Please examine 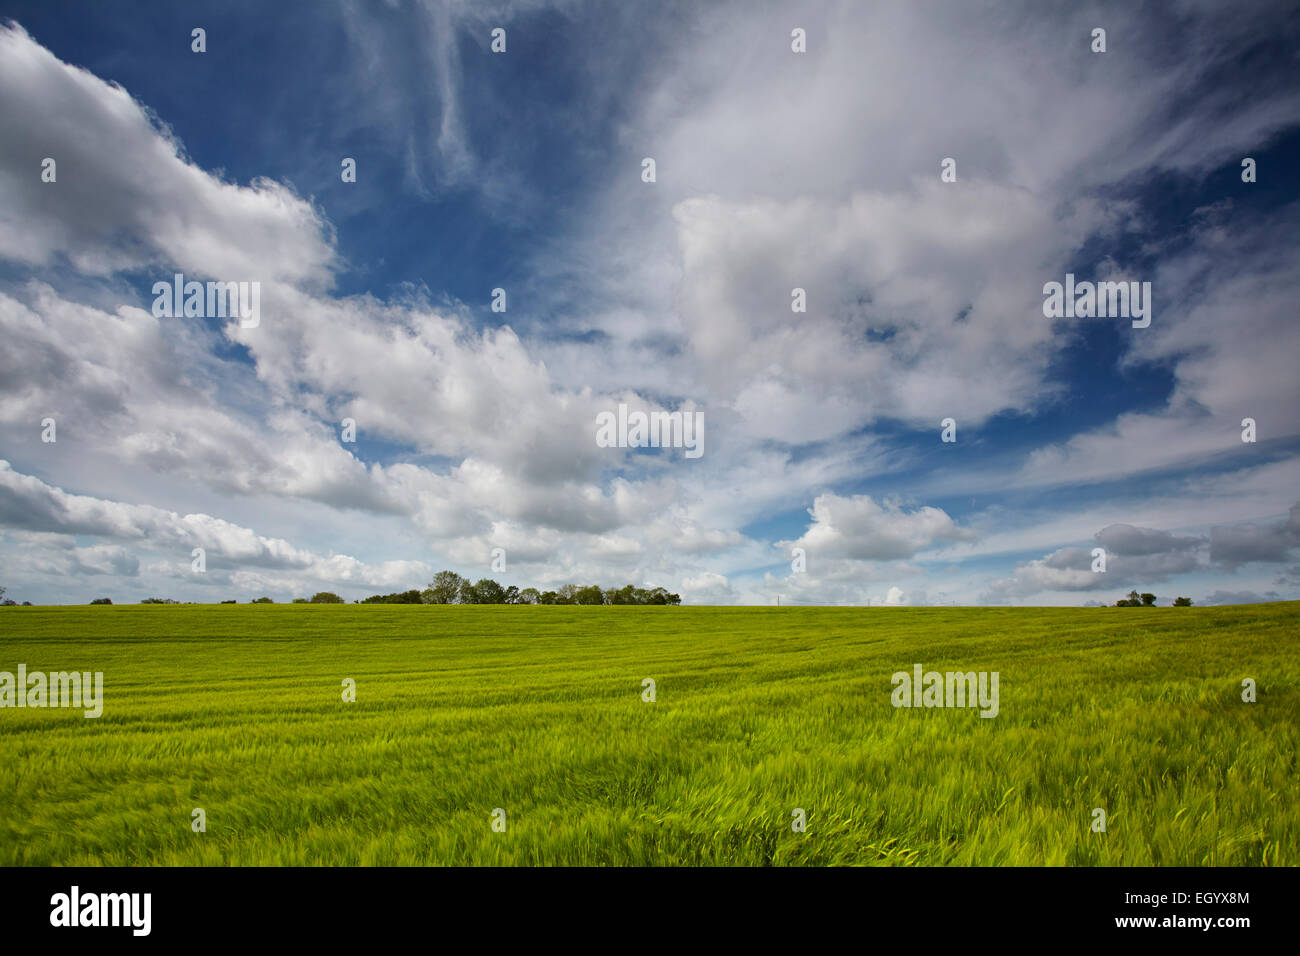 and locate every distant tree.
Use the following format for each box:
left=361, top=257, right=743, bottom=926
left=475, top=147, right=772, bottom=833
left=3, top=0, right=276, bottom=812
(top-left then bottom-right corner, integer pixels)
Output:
left=251, top=596, right=274, bottom=604
left=555, top=584, right=579, bottom=605
left=575, top=585, right=605, bottom=605
left=1173, top=596, right=1192, bottom=607
left=220, top=599, right=237, bottom=604
left=361, top=590, right=423, bottom=604
left=457, top=580, right=480, bottom=604
left=90, top=597, right=112, bottom=605
left=503, top=585, right=520, bottom=604
left=309, top=592, right=344, bottom=604
left=1, top=599, right=15, bottom=607
left=20, top=601, right=31, bottom=606
left=1140, top=593, right=1156, bottom=607
left=538, top=590, right=558, bottom=605
left=516, top=588, right=540, bottom=605
left=1115, top=590, right=1141, bottom=607
left=423, top=571, right=465, bottom=605
left=0, top=586, right=5, bottom=601
left=291, top=598, right=309, bottom=603
left=606, top=585, right=635, bottom=605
